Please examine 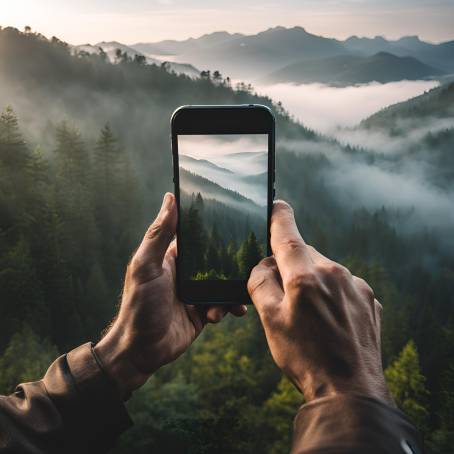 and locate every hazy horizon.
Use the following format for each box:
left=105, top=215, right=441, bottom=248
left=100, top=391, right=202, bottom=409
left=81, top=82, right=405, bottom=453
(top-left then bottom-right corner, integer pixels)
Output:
left=2, top=0, right=454, bottom=45
left=82, top=25, right=454, bottom=46
left=6, top=26, right=454, bottom=48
